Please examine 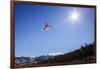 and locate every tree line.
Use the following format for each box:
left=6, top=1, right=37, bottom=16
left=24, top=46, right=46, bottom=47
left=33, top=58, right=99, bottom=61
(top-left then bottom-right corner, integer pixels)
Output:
left=38, top=42, right=95, bottom=64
